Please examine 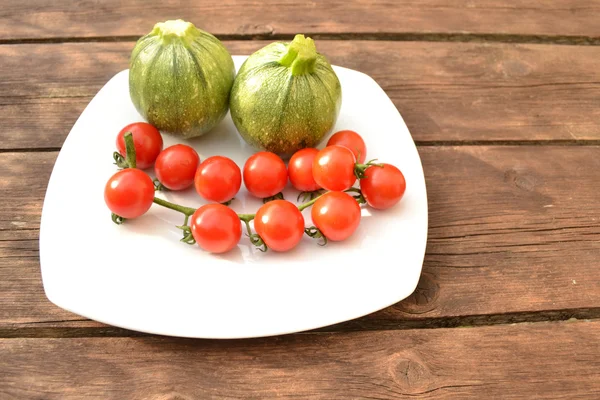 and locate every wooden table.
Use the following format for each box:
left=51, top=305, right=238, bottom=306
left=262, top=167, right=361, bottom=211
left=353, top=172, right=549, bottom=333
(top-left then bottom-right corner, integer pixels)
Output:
left=2, top=1, right=600, bottom=398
